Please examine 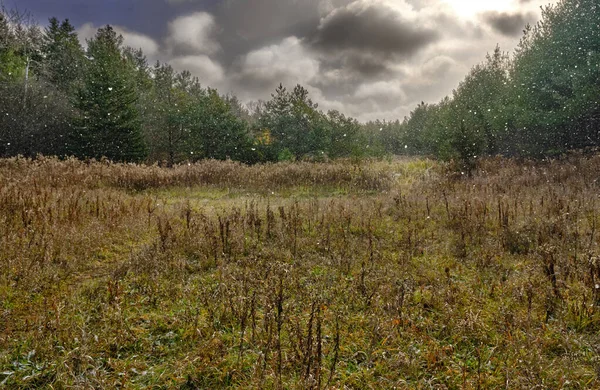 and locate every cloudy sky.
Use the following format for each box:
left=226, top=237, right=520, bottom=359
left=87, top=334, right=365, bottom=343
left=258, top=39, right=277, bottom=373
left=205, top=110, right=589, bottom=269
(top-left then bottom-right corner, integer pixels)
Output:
left=19, top=0, right=553, bottom=122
